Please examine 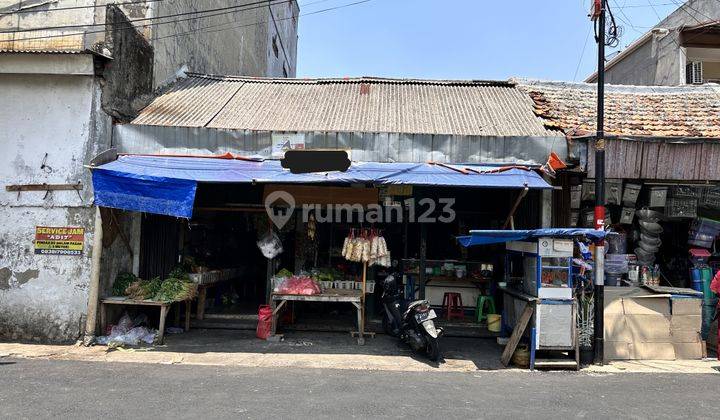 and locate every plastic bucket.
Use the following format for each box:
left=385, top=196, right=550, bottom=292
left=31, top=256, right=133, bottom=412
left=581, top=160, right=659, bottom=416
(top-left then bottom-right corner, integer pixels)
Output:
left=605, top=273, right=621, bottom=286
left=487, top=314, right=502, bottom=332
